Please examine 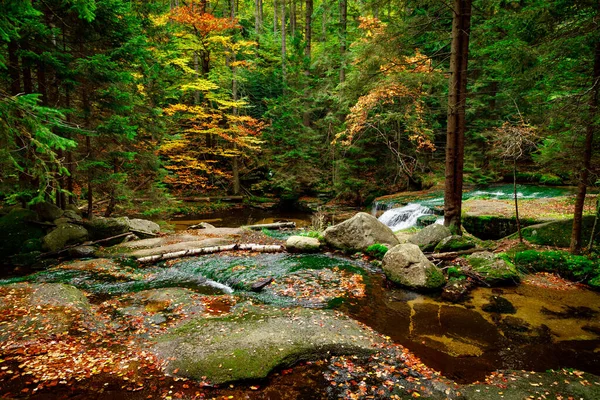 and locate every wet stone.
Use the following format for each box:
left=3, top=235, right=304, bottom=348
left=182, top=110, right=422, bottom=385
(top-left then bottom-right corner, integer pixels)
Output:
left=482, top=295, right=516, bottom=314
